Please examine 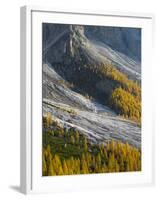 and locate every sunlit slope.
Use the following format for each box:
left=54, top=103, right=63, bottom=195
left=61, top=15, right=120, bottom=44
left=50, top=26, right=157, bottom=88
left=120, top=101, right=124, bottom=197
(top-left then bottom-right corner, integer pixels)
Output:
left=43, top=64, right=141, bottom=148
